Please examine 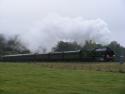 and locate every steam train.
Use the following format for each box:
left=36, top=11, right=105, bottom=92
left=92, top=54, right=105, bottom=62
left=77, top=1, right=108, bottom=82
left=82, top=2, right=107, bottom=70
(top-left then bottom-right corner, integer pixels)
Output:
left=0, top=47, right=114, bottom=62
